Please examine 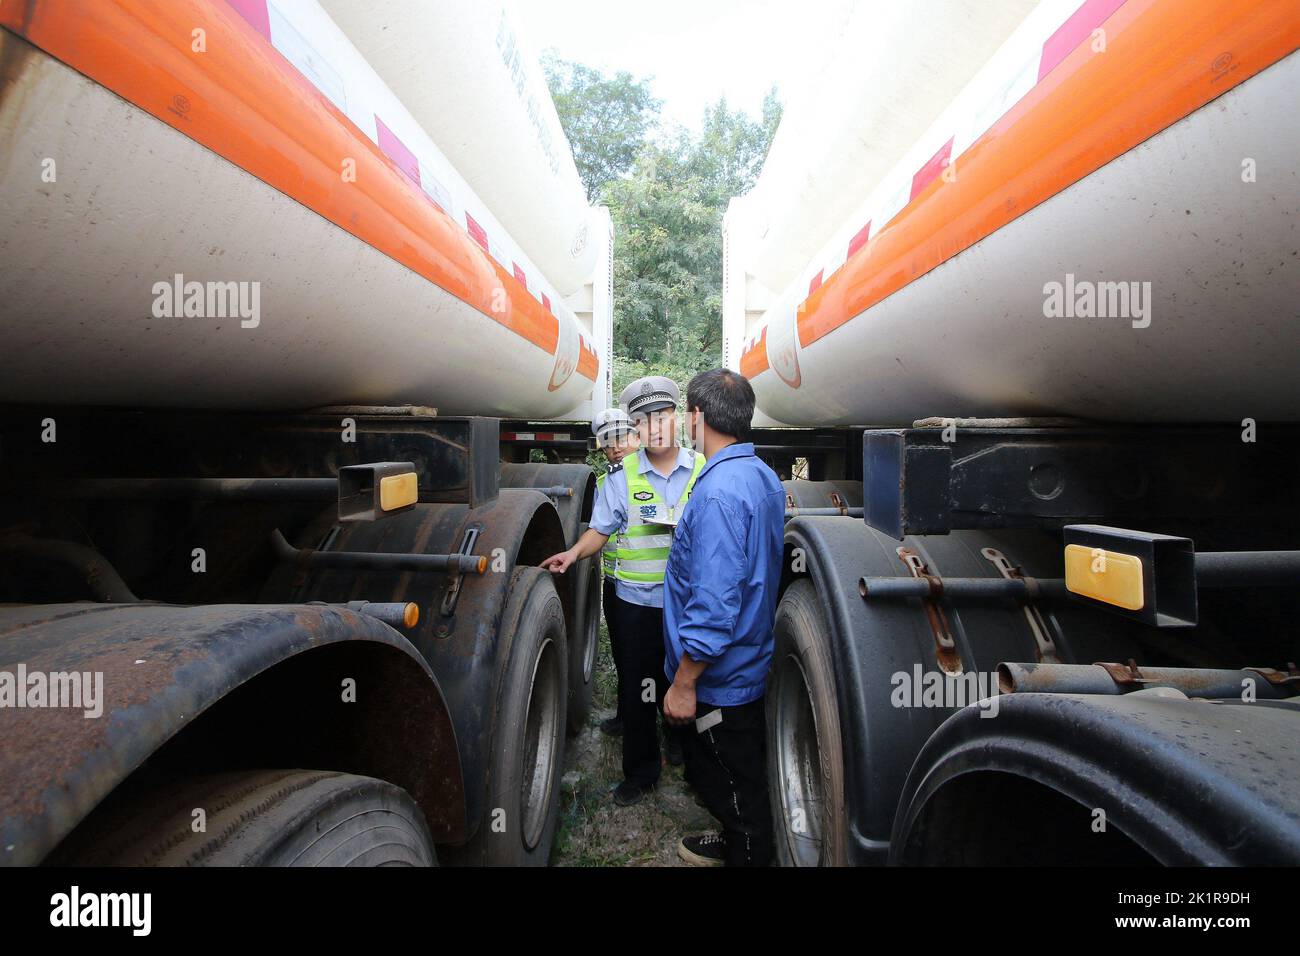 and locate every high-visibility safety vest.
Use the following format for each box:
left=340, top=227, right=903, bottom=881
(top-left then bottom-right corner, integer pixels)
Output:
left=613, top=450, right=705, bottom=584
left=595, top=469, right=618, bottom=577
